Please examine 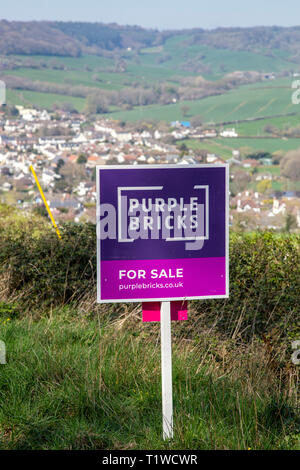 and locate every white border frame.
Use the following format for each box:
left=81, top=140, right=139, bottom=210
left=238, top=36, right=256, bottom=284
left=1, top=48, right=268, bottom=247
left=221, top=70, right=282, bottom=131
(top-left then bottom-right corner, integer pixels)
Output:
left=96, top=164, right=229, bottom=303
